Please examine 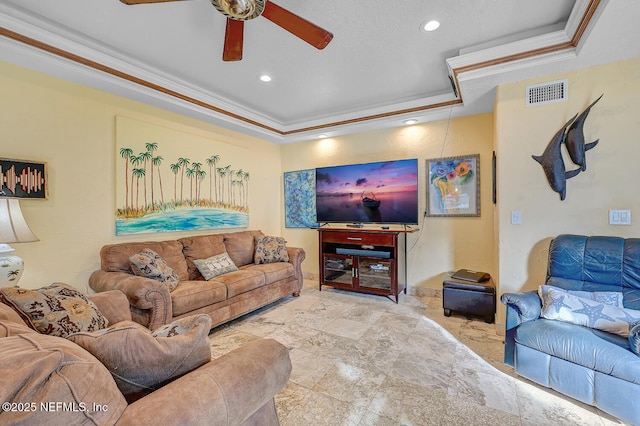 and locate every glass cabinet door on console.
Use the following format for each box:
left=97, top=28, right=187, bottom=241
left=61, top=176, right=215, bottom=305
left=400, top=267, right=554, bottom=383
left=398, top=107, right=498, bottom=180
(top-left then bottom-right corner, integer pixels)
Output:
left=358, top=257, right=393, bottom=292
left=323, top=255, right=354, bottom=288
left=318, top=228, right=409, bottom=302
left=322, top=255, right=393, bottom=292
